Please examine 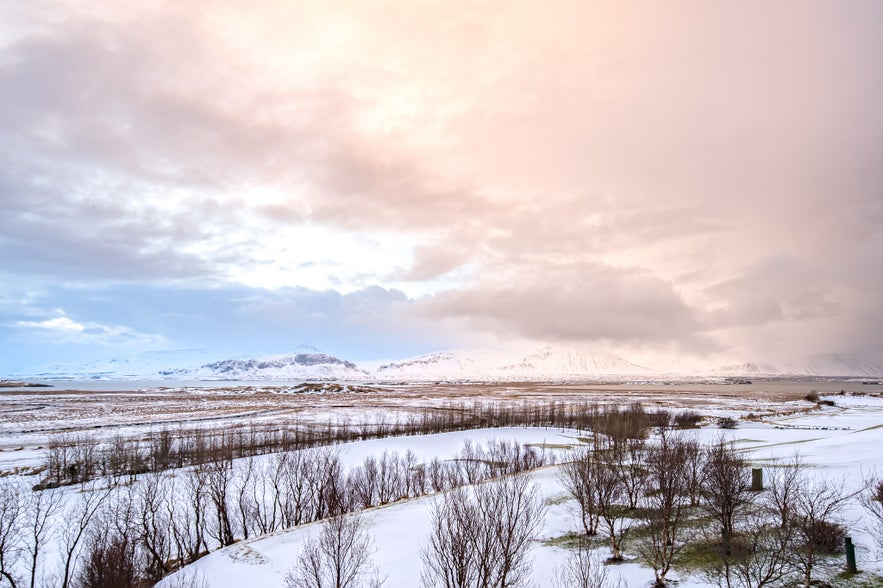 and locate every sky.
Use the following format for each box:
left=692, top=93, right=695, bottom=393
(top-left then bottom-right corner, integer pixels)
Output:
left=1, top=1, right=882, bottom=374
